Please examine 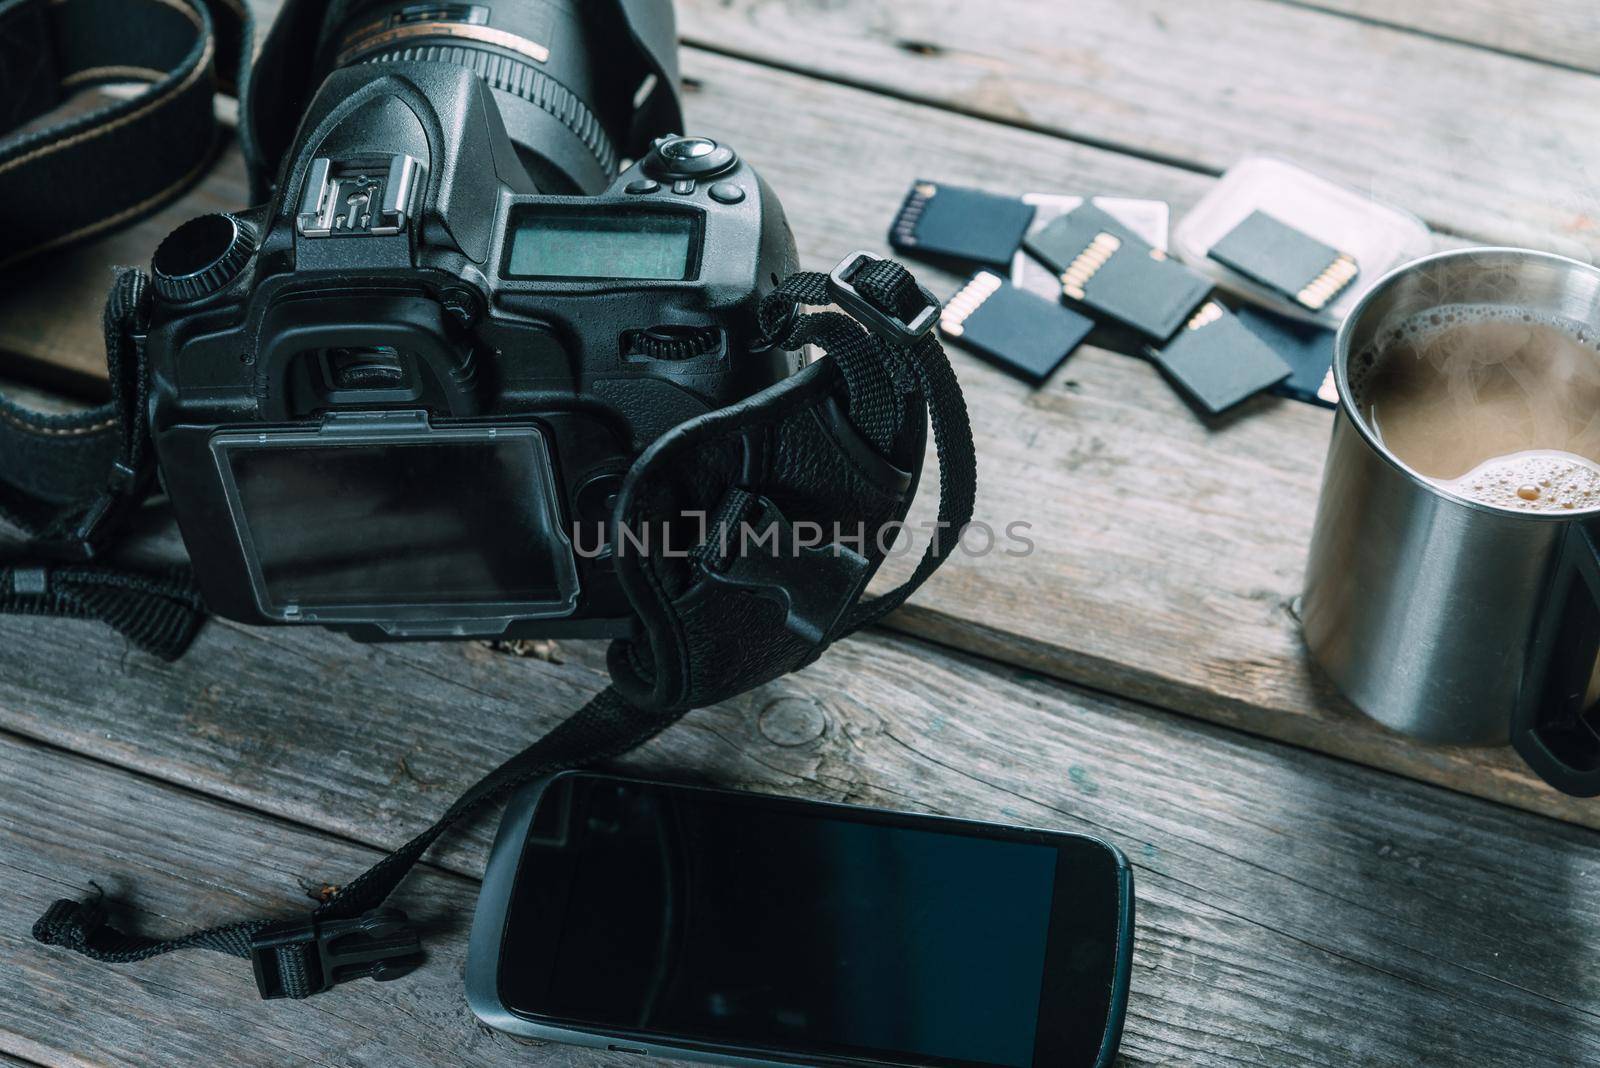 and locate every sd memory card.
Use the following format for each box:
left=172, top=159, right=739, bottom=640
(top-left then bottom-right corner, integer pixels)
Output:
left=1011, top=193, right=1170, bottom=301
left=1235, top=306, right=1339, bottom=408
left=1148, top=302, right=1292, bottom=415
left=889, top=180, right=1036, bottom=269
left=939, top=271, right=1094, bottom=385
left=1024, top=204, right=1211, bottom=340
left=1208, top=210, right=1358, bottom=311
